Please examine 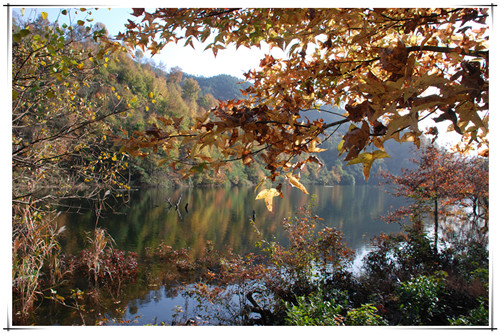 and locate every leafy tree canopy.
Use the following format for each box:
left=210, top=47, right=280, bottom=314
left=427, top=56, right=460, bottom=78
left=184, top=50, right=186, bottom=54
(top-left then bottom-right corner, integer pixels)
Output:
left=118, top=8, right=489, bottom=204
left=12, top=9, right=128, bottom=209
